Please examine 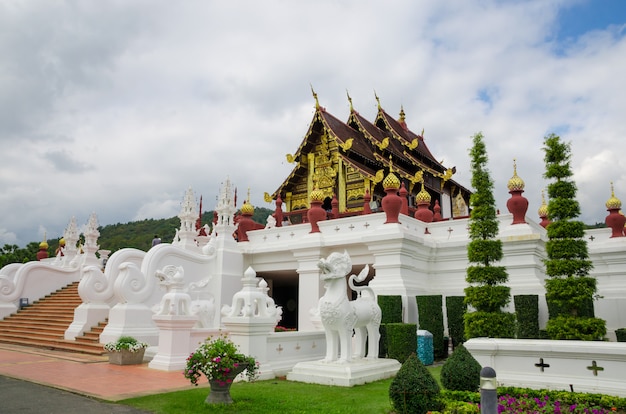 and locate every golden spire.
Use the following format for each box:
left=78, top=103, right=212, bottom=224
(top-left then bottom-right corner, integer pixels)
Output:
left=398, top=106, right=406, bottom=124
left=39, top=231, right=48, bottom=249
left=310, top=84, right=319, bottom=110
left=241, top=187, right=255, bottom=214
left=538, top=189, right=548, bottom=217
left=606, top=181, right=622, bottom=209
left=310, top=179, right=324, bottom=202
left=507, top=158, right=525, bottom=191
left=416, top=180, right=431, bottom=204
left=383, top=155, right=400, bottom=190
